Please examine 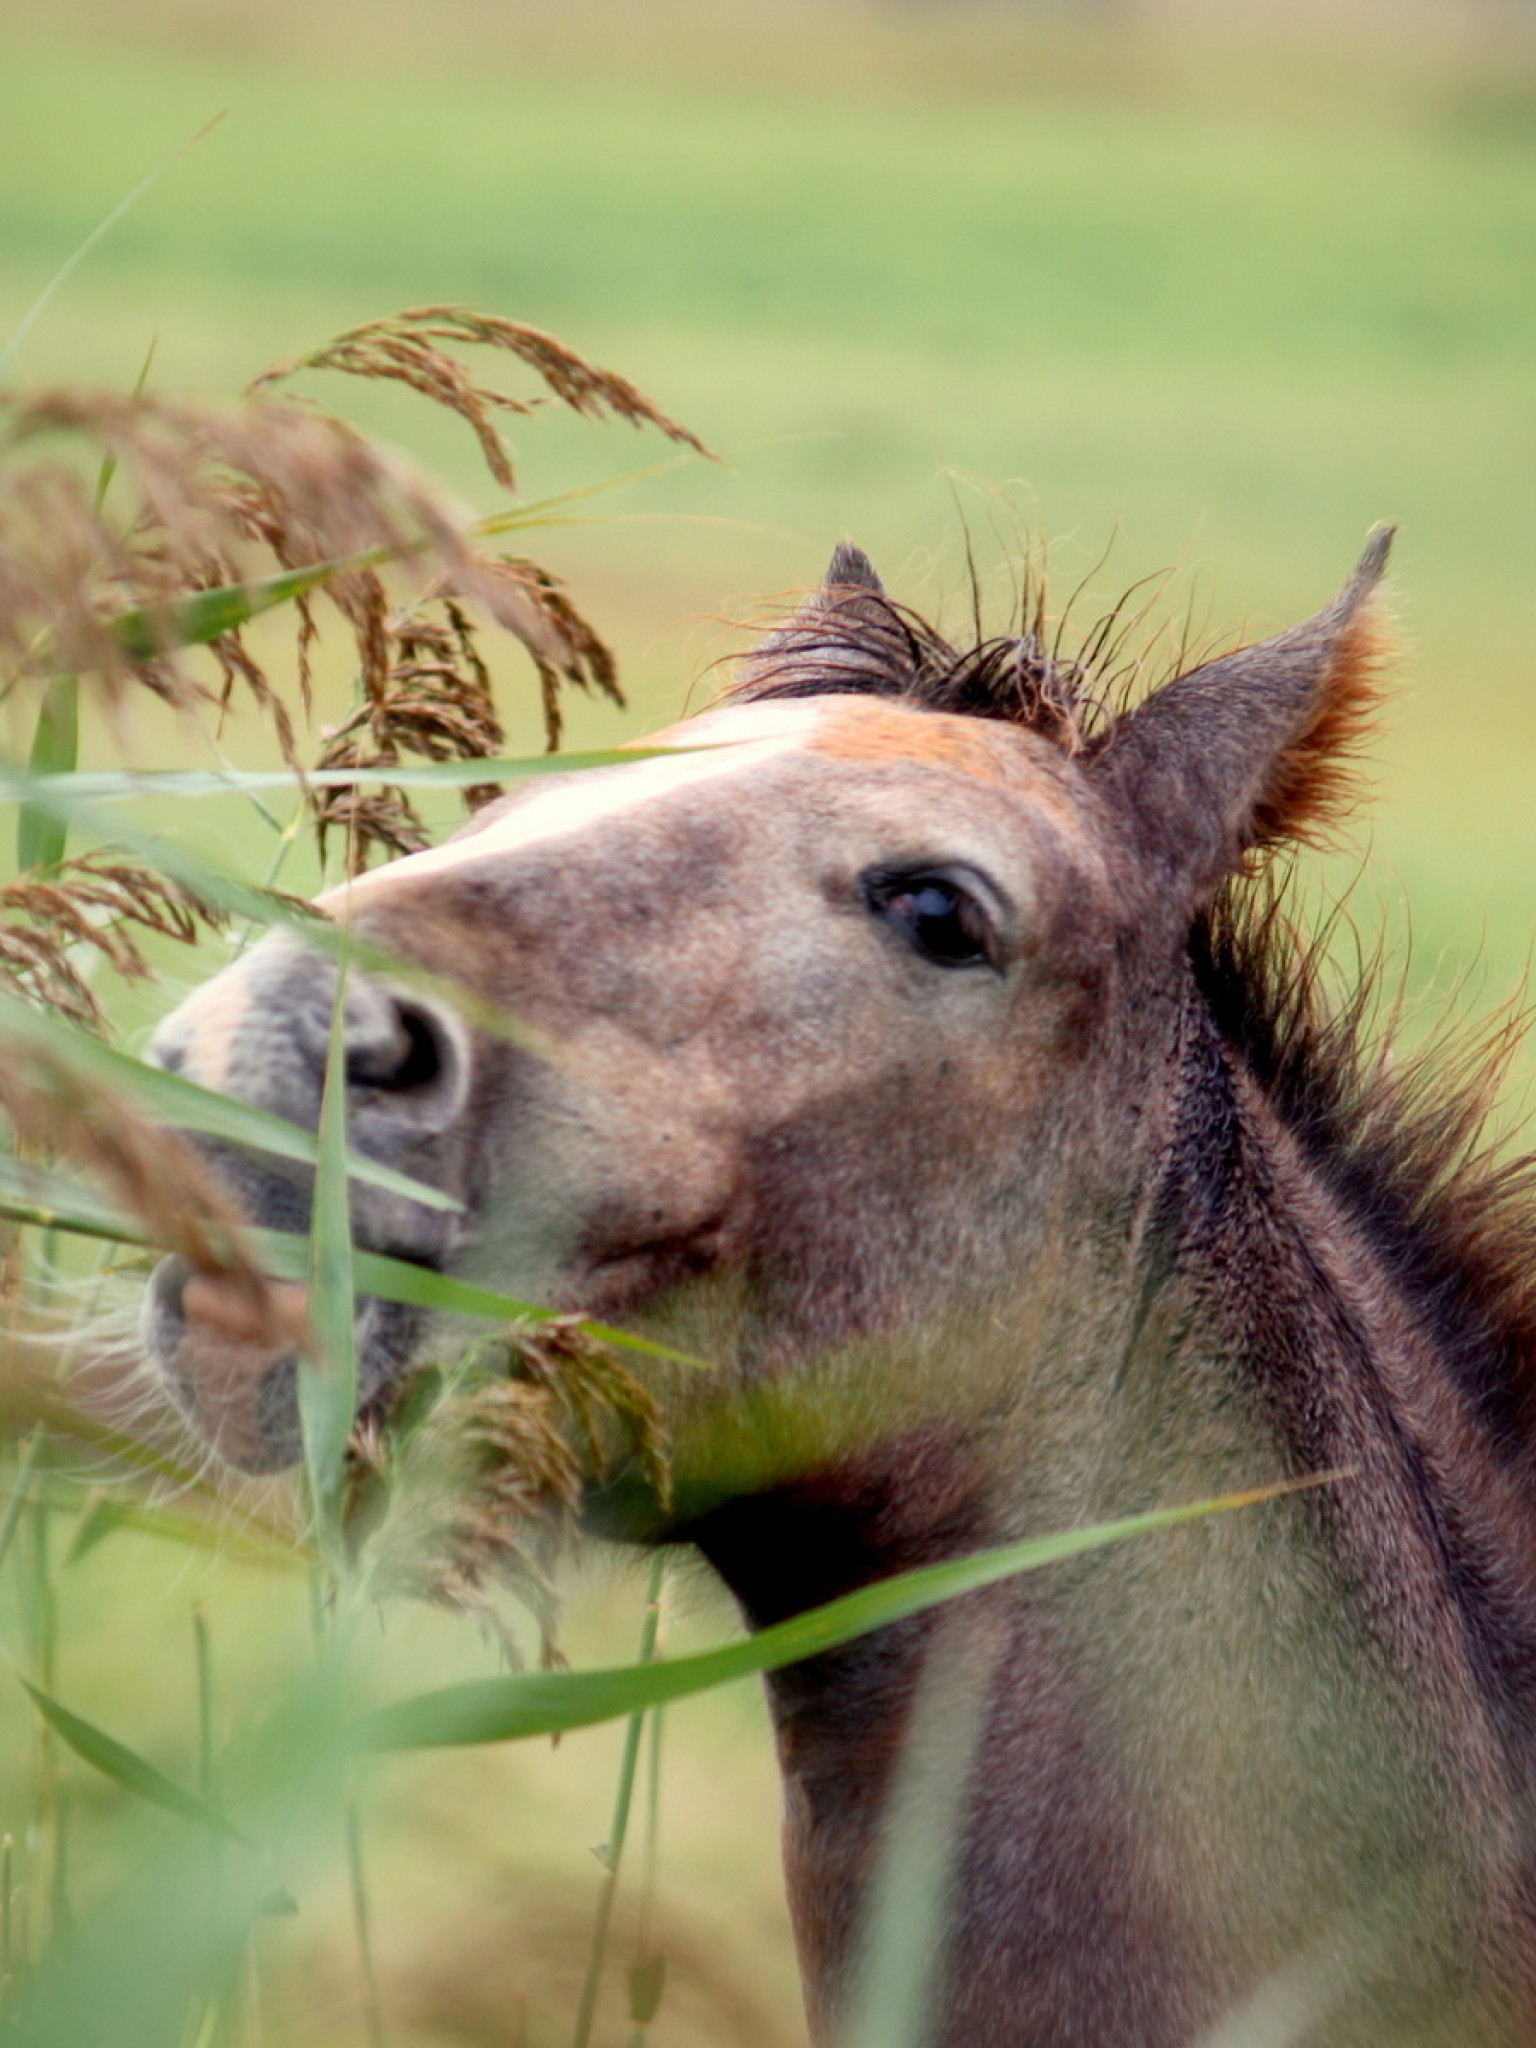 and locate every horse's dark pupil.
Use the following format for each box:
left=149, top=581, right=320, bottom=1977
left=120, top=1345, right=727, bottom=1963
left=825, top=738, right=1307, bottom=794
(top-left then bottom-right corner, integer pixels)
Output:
left=893, top=883, right=985, bottom=964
